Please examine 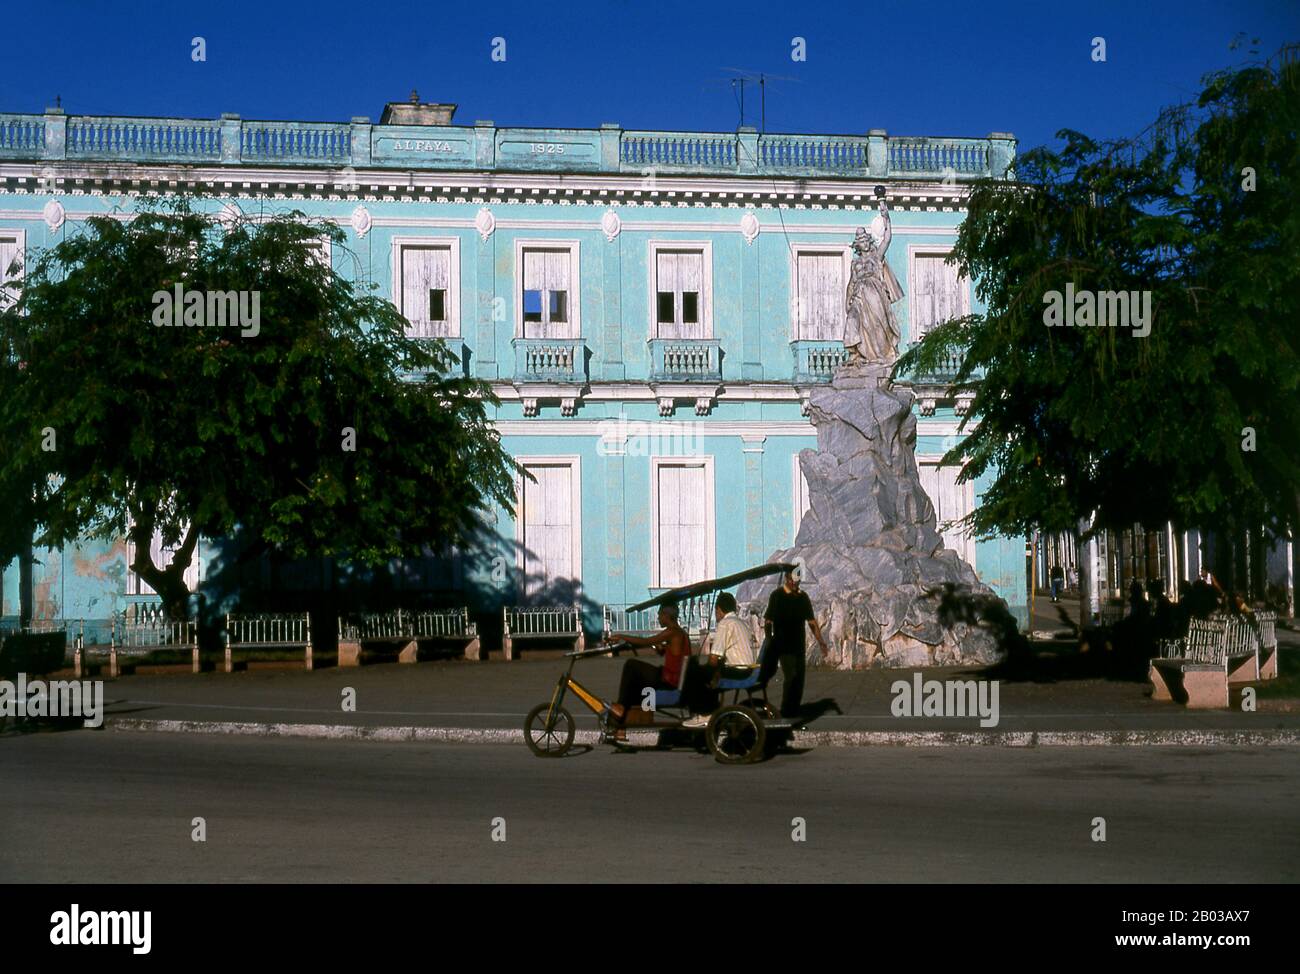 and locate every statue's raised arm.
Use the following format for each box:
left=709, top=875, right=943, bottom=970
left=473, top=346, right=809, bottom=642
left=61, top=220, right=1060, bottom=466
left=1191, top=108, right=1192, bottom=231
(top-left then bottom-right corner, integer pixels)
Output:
left=878, top=198, right=892, bottom=255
